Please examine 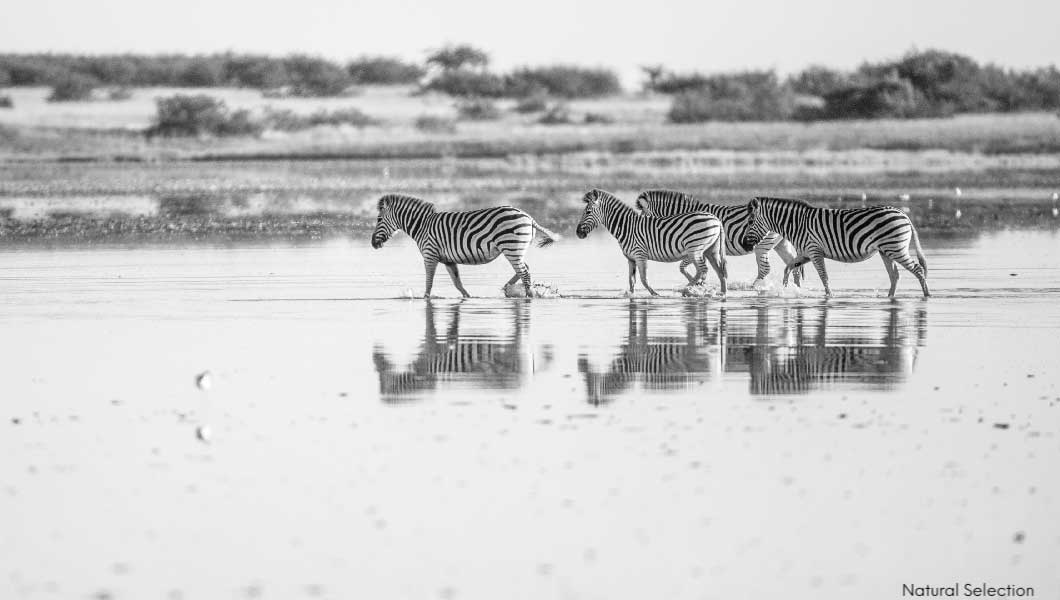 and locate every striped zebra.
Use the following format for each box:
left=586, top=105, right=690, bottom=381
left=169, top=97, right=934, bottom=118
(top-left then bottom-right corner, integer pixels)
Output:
left=371, top=194, right=560, bottom=297
left=635, top=189, right=805, bottom=286
left=574, top=188, right=727, bottom=296
left=742, top=197, right=930, bottom=298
